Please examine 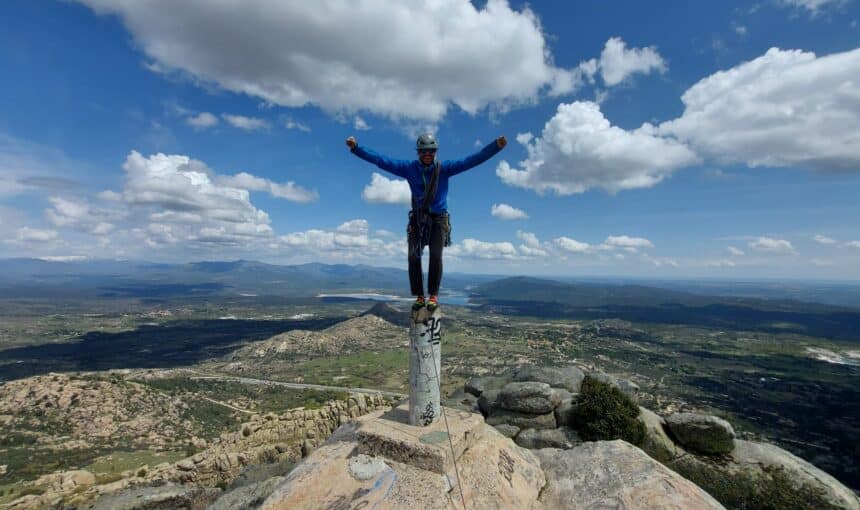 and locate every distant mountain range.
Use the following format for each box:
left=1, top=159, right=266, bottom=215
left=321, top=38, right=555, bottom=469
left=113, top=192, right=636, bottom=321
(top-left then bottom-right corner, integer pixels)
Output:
left=0, top=258, right=494, bottom=299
